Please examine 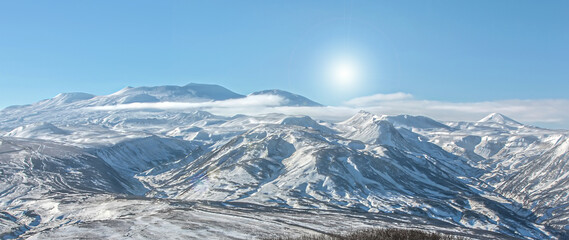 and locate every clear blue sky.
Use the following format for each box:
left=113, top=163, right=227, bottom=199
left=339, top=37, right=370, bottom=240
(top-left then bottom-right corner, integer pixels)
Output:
left=1, top=0, right=568, bottom=108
